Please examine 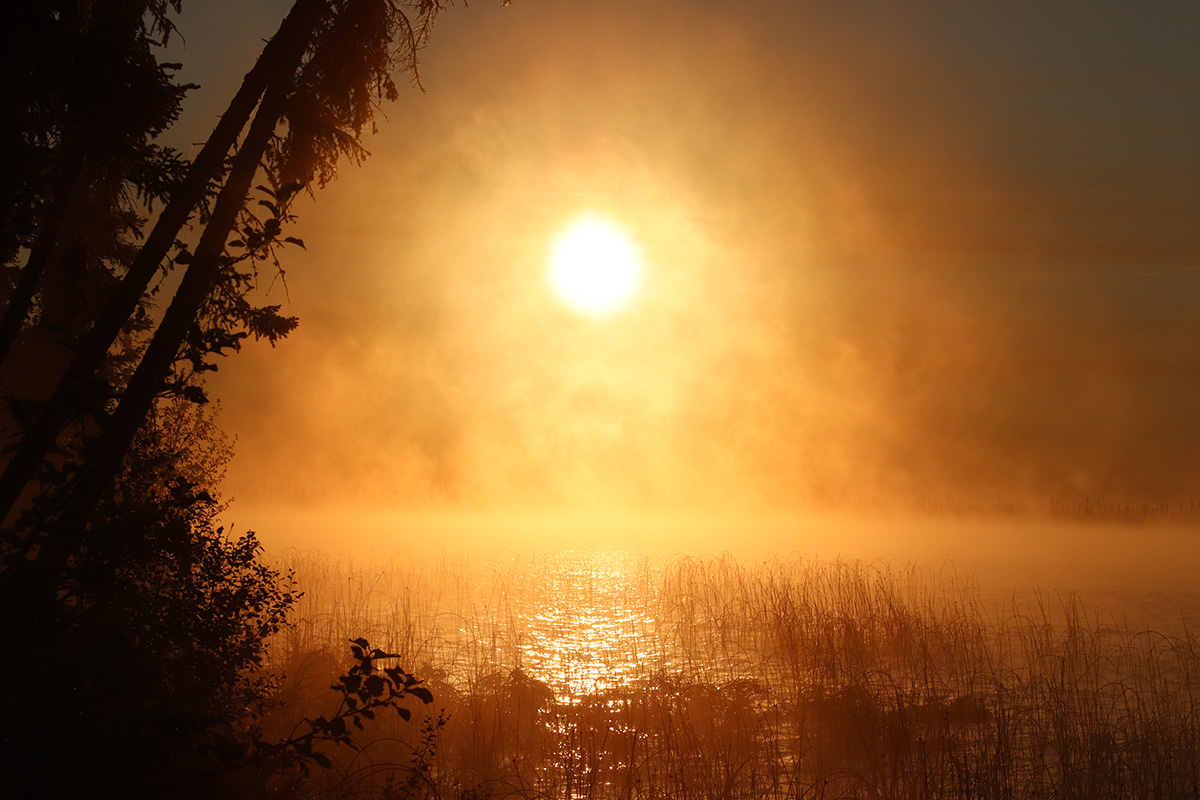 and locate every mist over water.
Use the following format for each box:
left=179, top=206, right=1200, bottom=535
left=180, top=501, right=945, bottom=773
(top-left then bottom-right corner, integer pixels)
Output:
left=236, top=505, right=1200, bottom=635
